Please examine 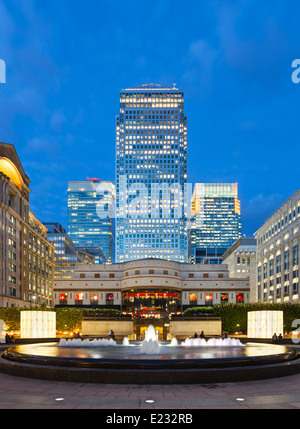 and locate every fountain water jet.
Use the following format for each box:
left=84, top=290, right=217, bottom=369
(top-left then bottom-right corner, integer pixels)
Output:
left=59, top=337, right=117, bottom=347
left=170, top=337, right=178, bottom=346
left=181, top=337, right=244, bottom=347
left=140, top=325, right=160, bottom=354
left=122, top=337, right=130, bottom=346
